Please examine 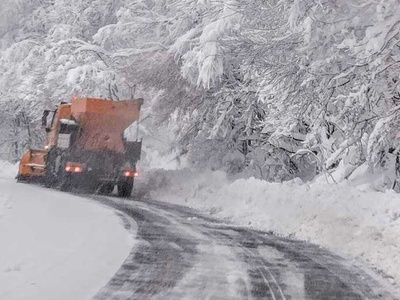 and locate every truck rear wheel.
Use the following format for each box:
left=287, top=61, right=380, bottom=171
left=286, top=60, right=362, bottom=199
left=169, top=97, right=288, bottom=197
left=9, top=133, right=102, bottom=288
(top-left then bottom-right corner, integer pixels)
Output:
left=117, top=179, right=133, bottom=198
